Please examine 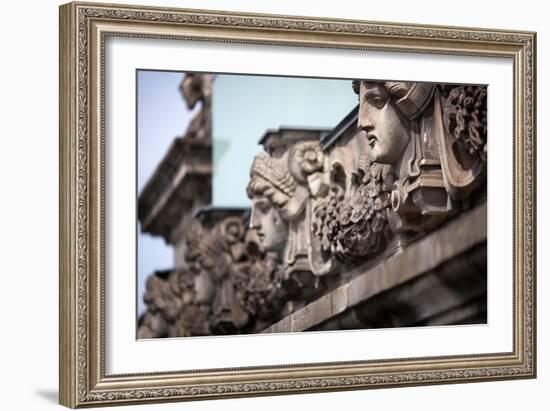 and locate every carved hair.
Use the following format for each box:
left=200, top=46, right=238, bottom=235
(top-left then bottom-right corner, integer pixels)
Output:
left=352, top=80, right=435, bottom=120
left=246, top=153, right=297, bottom=208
